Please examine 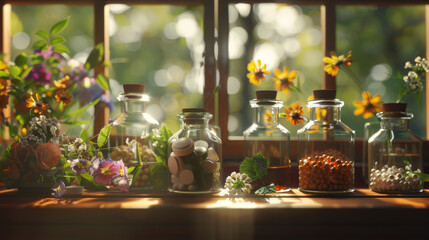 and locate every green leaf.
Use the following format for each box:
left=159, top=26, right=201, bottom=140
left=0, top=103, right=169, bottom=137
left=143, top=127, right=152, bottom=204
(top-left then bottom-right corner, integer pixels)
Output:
left=53, top=44, right=70, bottom=54
left=8, top=66, right=21, bottom=79
left=239, top=153, right=268, bottom=181
left=150, top=164, right=169, bottom=190
left=151, top=125, right=173, bottom=164
left=62, top=120, right=90, bottom=126
left=51, top=35, right=66, bottom=45
left=79, top=172, right=108, bottom=191
left=50, top=17, right=70, bottom=35
left=255, top=183, right=276, bottom=195
left=412, top=172, right=429, bottom=182
left=65, top=98, right=99, bottom=118
left=8, top=125, right=18, bottom=138
left=58, top=100, right=64, bottom=112
left=14, top=53, right=27, bottom=67
left=97, top=124, right=112, bottom=148
left=20, top=67, right=32, bottom=79
left=131, top=166, right=142, bottom=187
left=136, top=141, right=142, bottom=165
left=96, top=73, right=110, bottom=90
left=0, top=71, right=9, bottom=78
left=128, top=166, right=136, bottom=174
left=84, top=43, right=104, bottom=70
left=32, top=40, right=47, bottom=50
left=80, top=128, right=88, bottom=143
left=35, top=30, right=49, bottom=41
left=30, top=54, right=44, bottom=64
